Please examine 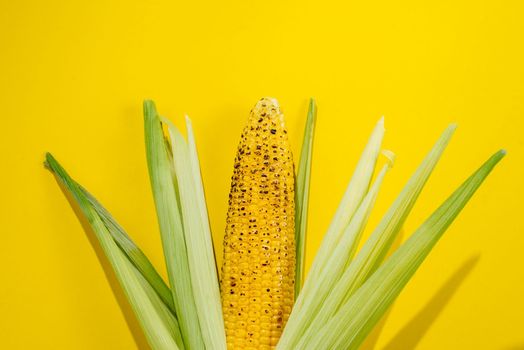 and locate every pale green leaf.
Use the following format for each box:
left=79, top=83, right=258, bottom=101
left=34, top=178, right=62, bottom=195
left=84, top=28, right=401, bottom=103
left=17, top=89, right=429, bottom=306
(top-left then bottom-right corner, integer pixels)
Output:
left=144, top=100, right=204, bottom=349
left=310, top=117, right=385, bottom=278
left=45, top=153, right=182, bottom=350
left=294, top=124, right=456, bottom=342
left=294, top=98, right=317, bottom=297
left=305, top=149, right=505, bottom=350
left=278, top=163, right=390, bottom=349
left=80, top=187, right=176, bottom=316
left=296, top=117, right=385, bottom=305
left=164, top=117, right=226, bottom=350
